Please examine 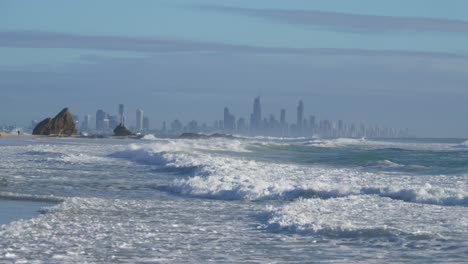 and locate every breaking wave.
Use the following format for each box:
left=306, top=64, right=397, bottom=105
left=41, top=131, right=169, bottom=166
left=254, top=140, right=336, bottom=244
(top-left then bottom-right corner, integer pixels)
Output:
left=0, top=191, right=64, bottom=203
left=263, top=195, right=468, bottom=238
left=453, top=140, right=468, bottom=149
left=110, top=141, right=468, bottom=206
